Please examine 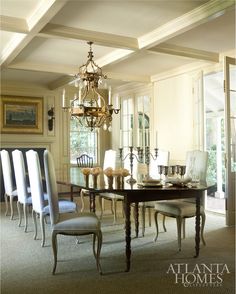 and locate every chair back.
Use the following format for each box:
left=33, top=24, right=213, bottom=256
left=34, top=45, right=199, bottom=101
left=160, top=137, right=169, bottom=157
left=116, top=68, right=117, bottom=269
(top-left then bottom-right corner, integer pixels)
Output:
left=185, top=150, right=208, bottom=185
left=76, top=154, right=93, bottom=168
left=44, top=150, right=60, bottom=225
left=0, top=150, right=15, bottom=195
left=12, top=150, right=29, bottom=203
left=103, top=150, right=116, bottom=170
left=103, top=150, right=116, bottom=185
left=26, top=150, right=45, bottom=214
